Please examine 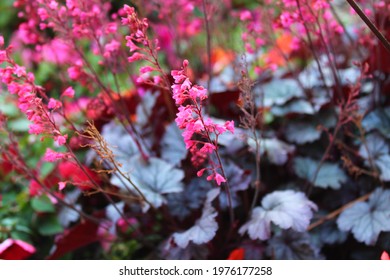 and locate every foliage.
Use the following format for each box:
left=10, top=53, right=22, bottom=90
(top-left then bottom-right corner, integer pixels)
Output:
left=1, top=0, right=390, bottom=260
